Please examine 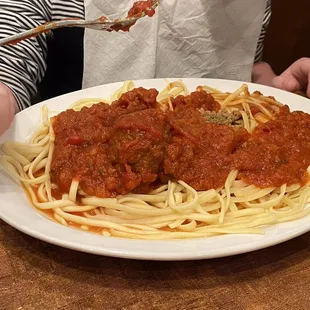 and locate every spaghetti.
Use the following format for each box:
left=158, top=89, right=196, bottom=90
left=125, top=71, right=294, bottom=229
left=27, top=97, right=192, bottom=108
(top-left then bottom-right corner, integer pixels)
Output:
left=1, top=81, right=310, bottom=239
